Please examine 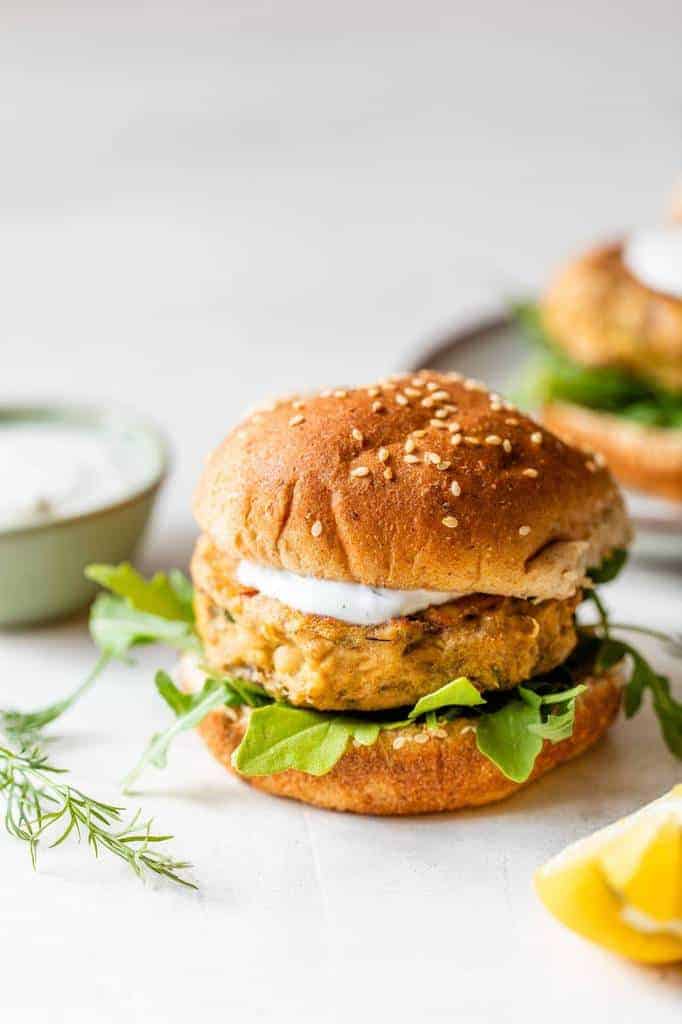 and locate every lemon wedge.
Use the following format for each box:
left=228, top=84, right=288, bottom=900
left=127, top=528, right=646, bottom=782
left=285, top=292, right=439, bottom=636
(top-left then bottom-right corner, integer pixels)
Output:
left=535, top=784, right=682, bottom=963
